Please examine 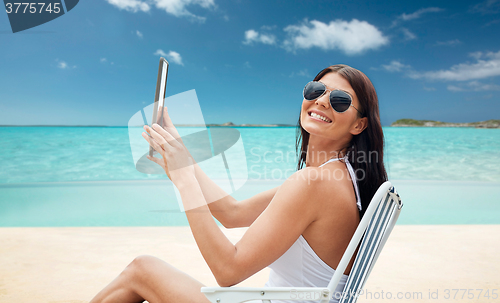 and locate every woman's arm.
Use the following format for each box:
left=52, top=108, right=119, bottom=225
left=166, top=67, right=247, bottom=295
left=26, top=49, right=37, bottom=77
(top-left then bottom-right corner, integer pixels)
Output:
left=193, top=162, right=280, bottom=228
left=176, top=167, right=328, bottom=287
left=146, top=106, right=279, bottom=228
left=146, top=140, right=280, bottom=228
left=142, top=122, right=330, bottom=287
